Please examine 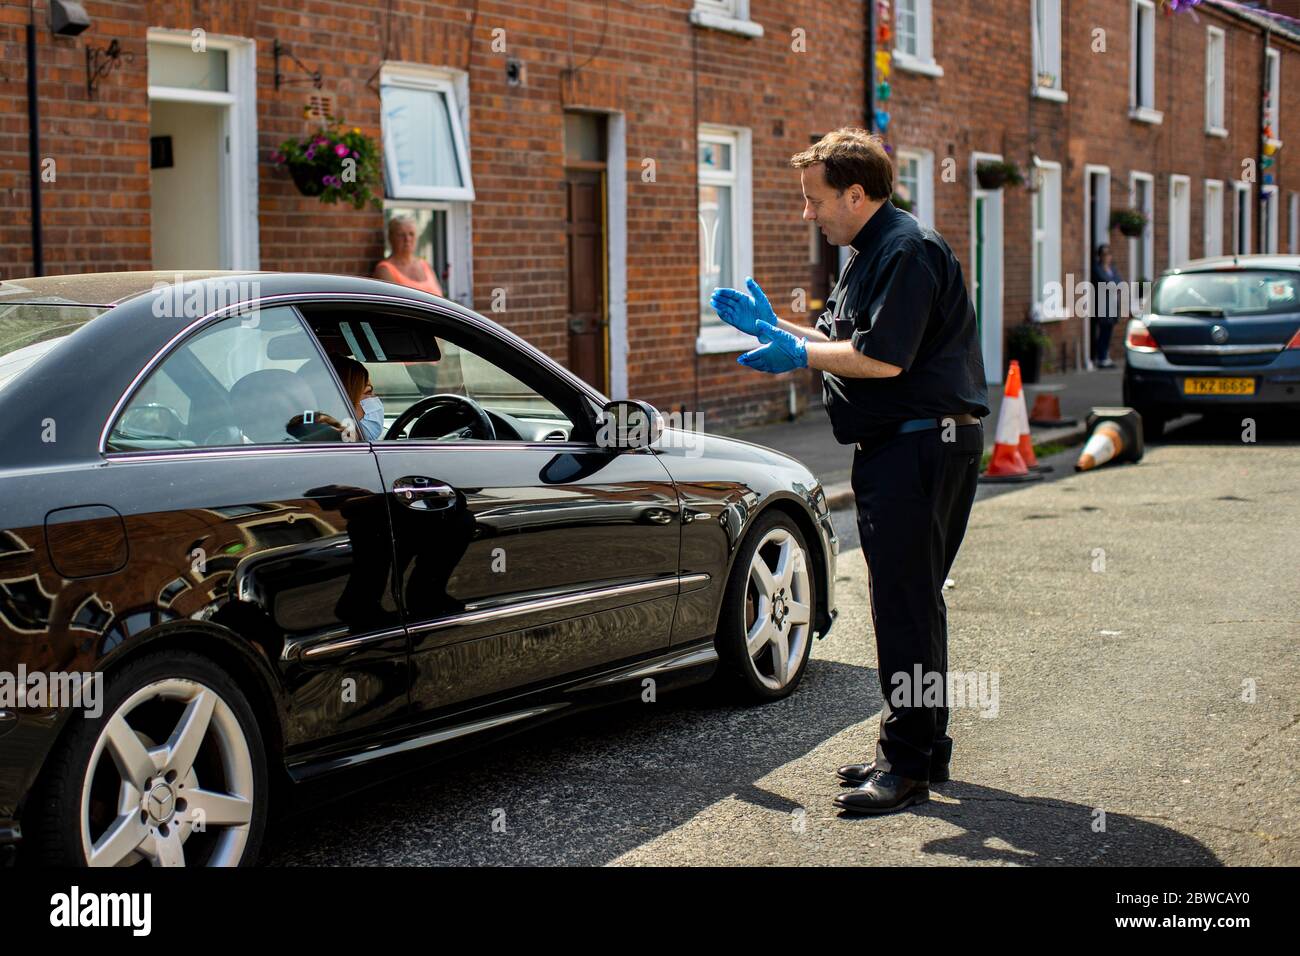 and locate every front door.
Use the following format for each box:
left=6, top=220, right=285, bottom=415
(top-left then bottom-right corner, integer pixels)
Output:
left=565, top=168, right=608, bottom=391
